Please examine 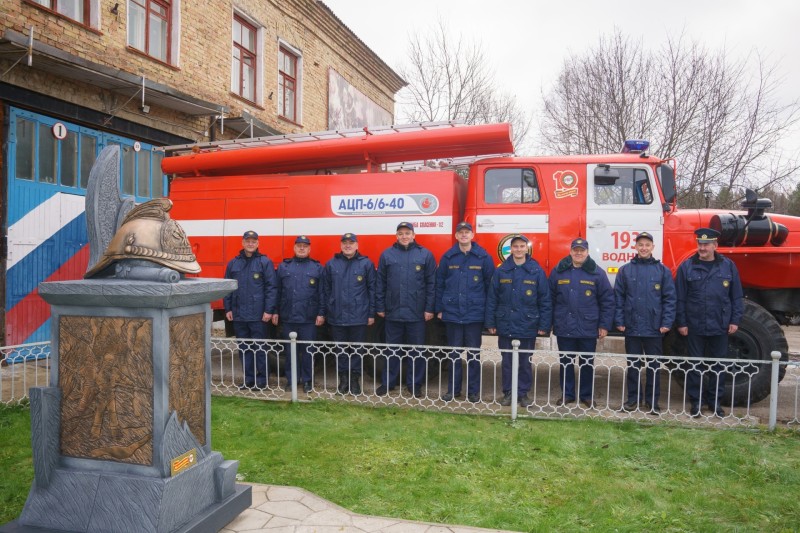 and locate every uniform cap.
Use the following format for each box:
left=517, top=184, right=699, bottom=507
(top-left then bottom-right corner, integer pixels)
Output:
left=396, top=221, right=414, bottom=231
left=295, top=235, right=311, bottom=244
left=243, top=230, right=258, bottom=239
left=571, top=238, right=589, bottom=250
left=635, top=232, right=654, bottom=242
left=455, top=221, right=473, bottom=232
left=509, top=234, right=529, bottom=245
left=341, top=233, right=358, bottom=242
left=694, top=227, right=720, bottom=243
